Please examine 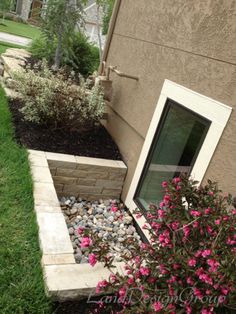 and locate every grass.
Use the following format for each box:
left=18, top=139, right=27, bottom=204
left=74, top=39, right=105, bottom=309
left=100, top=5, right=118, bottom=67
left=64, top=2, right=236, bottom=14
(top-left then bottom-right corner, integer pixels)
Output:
left=0, top=19, right=41, bottom=39
left=0, top=87, right=99, bottom=314
left=0, top=87, right=53, bottom=313
left=0, top=41, right=27, bottom=54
